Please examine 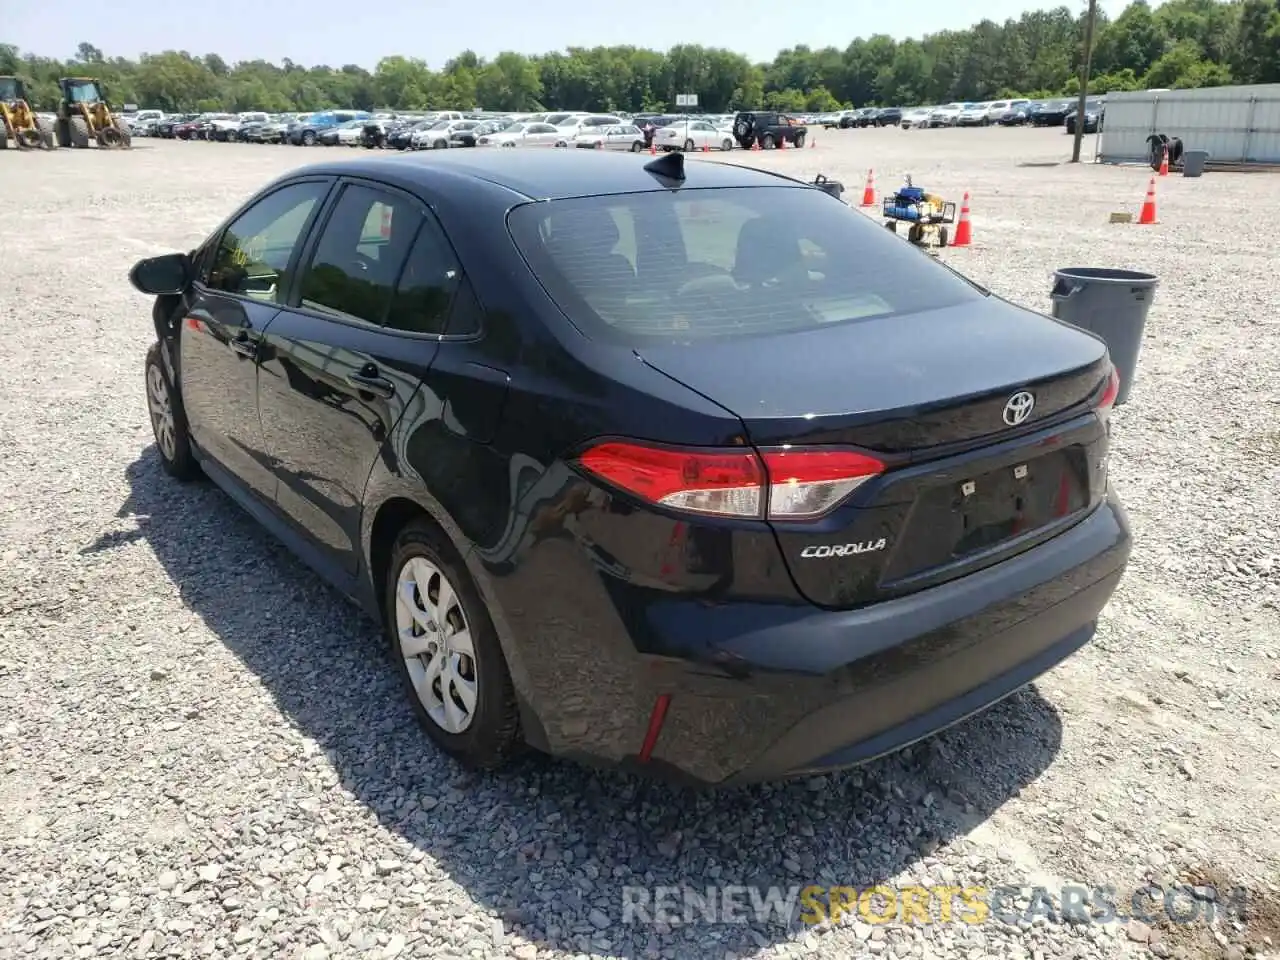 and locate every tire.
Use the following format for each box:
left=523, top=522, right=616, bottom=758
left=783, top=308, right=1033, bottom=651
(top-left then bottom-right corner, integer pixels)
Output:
left=683, top=138, right=694, bottom=152
left=938, top=226, right=949, bottom=247
left=885, top=221, right=897, bottom=232
left=761, top=133, right=775, bottom=149
left=794, top=132, right=806, bottom=148
left=385, top=520, right=520, bottom=770
left=0, top=126, right=7, bottom=150
left=301, top=130, right=316, bottom=146
left=114, top=118, right=132, bottom=148
left=69, top=116, right=91, bottom=148
left=144, top=343, right=200, bottom=481
left=721, top=138, right=733, bottom=151
left=56, top=119, right=70, bottom=147
left=37, top=118, right=58, bottom=149
left=630, top=140, right=643, bottom=152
